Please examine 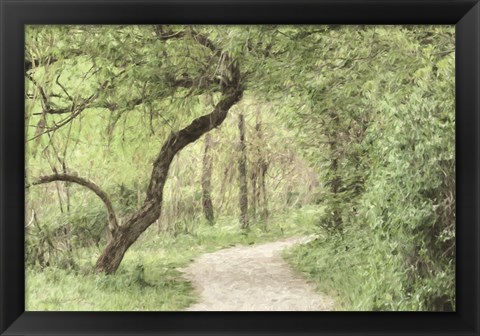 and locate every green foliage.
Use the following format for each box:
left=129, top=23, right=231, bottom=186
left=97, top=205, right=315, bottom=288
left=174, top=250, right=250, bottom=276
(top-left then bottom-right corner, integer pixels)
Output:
left=25, top=25, right=455, bottom=311
left=285, top=229, right=402, bottom=310
left=283, top=26, right=455, bottom=311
